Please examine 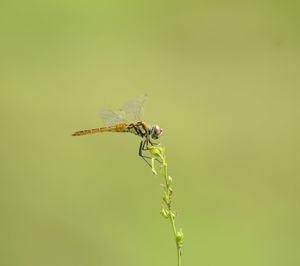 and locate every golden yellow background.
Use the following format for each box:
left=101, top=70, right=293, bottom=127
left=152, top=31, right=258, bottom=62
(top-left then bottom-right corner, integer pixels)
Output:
left=1, top=1, right=299, bottom=265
